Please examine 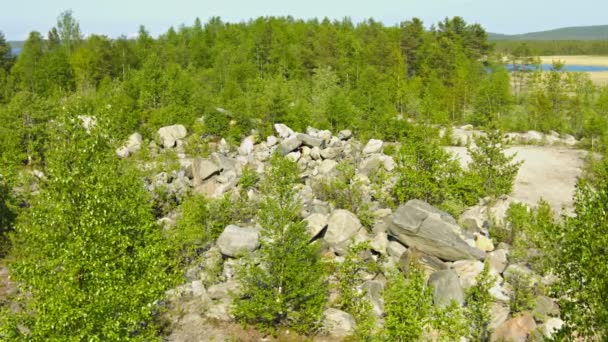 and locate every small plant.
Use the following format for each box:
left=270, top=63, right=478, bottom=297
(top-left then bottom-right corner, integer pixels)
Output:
left=505, top=269, right=536, bottom=315
left=239, top=166, right=259, bottom=191
left=466, top=261, right=495, bottom=341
